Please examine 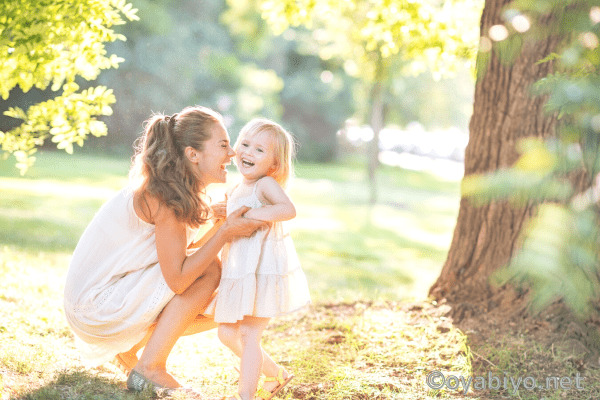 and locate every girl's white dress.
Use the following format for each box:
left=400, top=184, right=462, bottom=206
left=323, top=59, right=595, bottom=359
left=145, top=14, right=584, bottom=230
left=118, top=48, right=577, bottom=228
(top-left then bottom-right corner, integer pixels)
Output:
left=63, top=187, right=199, bottom=365
left=205, top=182, right=311, bottom=323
